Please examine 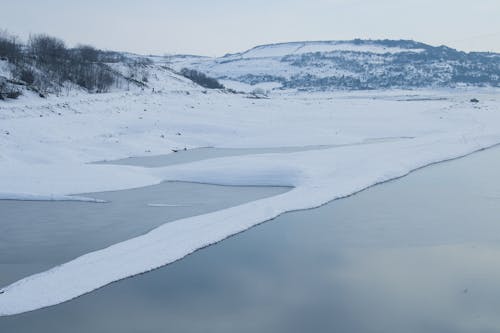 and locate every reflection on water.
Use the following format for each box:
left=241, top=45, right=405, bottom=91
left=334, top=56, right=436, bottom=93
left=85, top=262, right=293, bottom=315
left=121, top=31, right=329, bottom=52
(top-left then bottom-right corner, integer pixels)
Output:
left=2, top=146, right=500, bottom=332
